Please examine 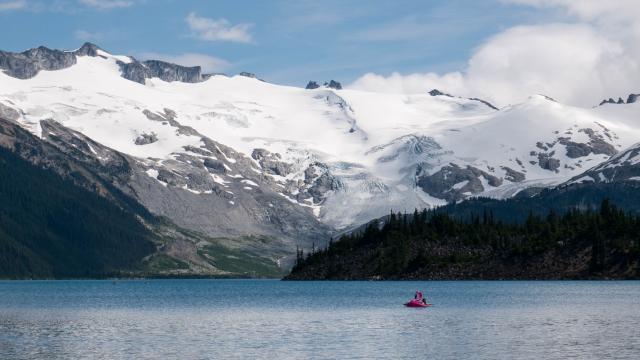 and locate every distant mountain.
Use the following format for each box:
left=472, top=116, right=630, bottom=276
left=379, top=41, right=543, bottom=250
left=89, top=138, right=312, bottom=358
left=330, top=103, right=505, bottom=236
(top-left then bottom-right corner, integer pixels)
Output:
left=2, top=42, right=640, bottom=273
left=598, top=93, right=640, bottom=106
left=305, top=80, right=343, bottom=90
